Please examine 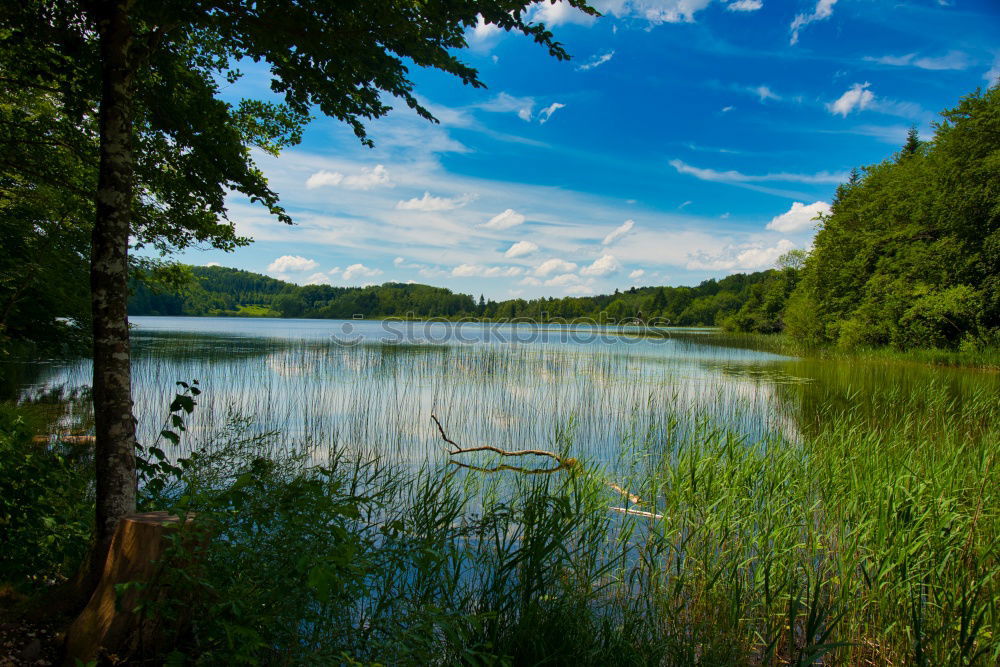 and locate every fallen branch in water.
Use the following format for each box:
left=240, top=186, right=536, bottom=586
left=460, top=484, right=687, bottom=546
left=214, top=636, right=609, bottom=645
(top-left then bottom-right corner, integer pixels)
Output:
left=431, top=414, right=574, bottom=466
left=431, top=414, right=664, bottom=521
